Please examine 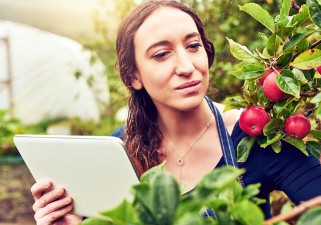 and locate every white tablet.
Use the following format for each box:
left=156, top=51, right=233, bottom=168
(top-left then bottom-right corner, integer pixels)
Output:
left=13, top=134, right=140, bottom=218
